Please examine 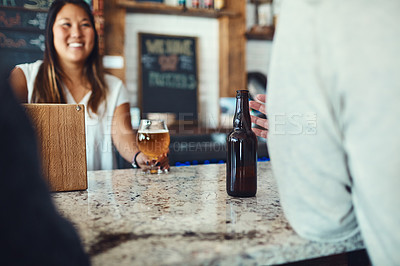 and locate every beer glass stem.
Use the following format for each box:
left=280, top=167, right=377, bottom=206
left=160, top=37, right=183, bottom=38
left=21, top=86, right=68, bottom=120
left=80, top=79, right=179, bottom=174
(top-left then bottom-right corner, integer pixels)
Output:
left=144, top=157, right=165, bottom=174
left=150, top=160, right=158, bottom=174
